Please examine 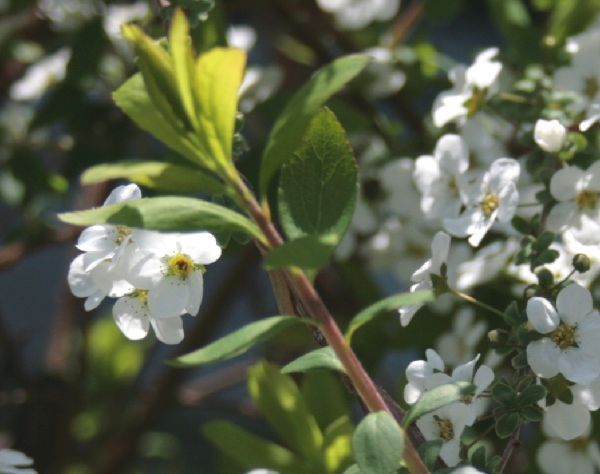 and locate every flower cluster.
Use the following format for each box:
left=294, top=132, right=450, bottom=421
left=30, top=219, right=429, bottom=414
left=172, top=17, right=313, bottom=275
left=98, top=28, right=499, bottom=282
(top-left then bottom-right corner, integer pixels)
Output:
left=68, top=184, right=221, bottom=344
